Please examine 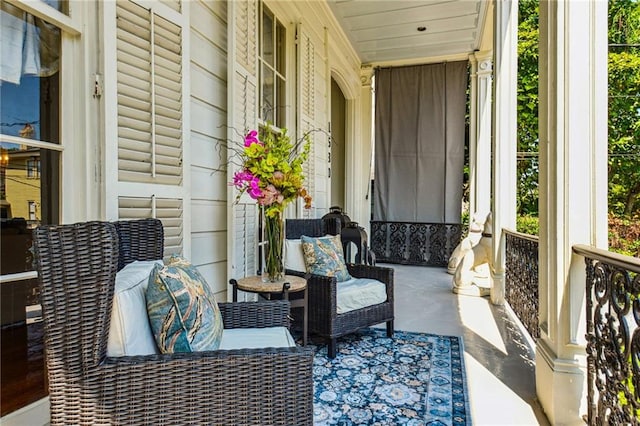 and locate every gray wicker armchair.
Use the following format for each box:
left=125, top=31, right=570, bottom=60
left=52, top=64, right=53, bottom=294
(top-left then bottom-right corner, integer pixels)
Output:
left=34, top=218, right=313, bottom=425
left=285, top=218, right=394, bottom=358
